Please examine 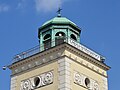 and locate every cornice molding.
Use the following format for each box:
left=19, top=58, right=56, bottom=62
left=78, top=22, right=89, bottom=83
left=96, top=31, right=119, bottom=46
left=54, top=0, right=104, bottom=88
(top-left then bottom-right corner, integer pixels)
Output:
left=9, top=44, right=65, bottom=69
left=9, top=43, right=110, bottom=76
left=64, top=43, right=110, bottom=71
